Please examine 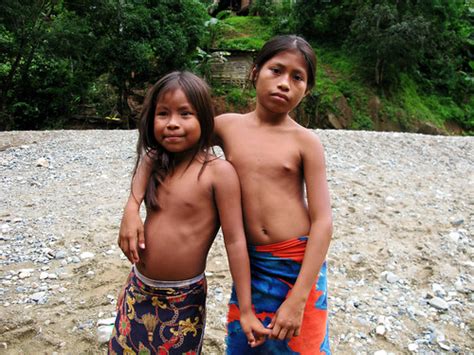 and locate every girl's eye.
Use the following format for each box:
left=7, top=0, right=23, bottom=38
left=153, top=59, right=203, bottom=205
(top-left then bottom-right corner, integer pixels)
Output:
left=156, top=111, right=167, bottom=117
left=181, top=111, right=193, bottom=117
left=270, top=67, right=280, bottom=74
